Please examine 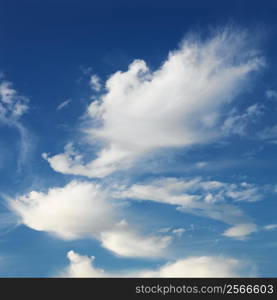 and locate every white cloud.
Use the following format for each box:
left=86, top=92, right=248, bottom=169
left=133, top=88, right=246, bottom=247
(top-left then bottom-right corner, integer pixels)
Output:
left=56, top=99, right=71, bottom=111
left=62, top=251, right=106, bottom=277
left=0, top=80, right=29, bottom=122
left=114, top=177, right=262, bottom=239
left=223, top=223, right=257, bottom=240
left=90, top=75, right=101, bottom=92
left=100, top=221, right=171, bottom=258
left=61, top=250, right=254, bottom=278
left=264, top=224, right=277, bottom=231
left=0, top=79, right=31, bottom=168
left=8, top=181, right=171, bottom=258
left=45, top=28, right=264, bottom=178
left=8, top=180, right=116, bottom=240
